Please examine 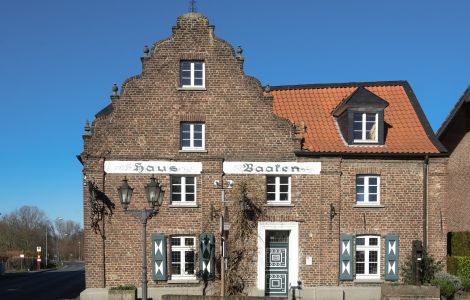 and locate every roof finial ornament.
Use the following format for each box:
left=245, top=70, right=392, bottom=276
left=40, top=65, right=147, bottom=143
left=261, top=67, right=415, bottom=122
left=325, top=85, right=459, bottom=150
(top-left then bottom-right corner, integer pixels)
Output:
left=236, top=45, right=244, bottom=61
left=112, top=83, right=118, bottom=96
left=189, top=0, right=197, bottom=13
left=143, top=45, right=149, bottom=57
left=264, top=84, right=271, bottom=96
left=84, top=120, right=91, bottom=136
